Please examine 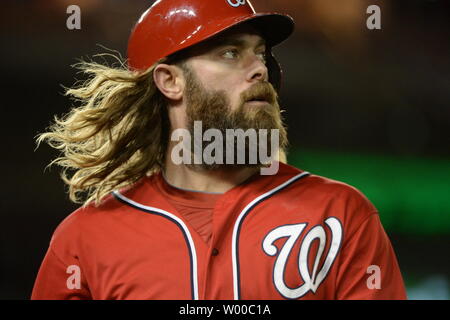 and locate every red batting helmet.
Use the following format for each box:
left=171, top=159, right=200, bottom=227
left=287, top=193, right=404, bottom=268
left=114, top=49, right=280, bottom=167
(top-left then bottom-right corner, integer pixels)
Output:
left=127, top=0, right=294, bottom=91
